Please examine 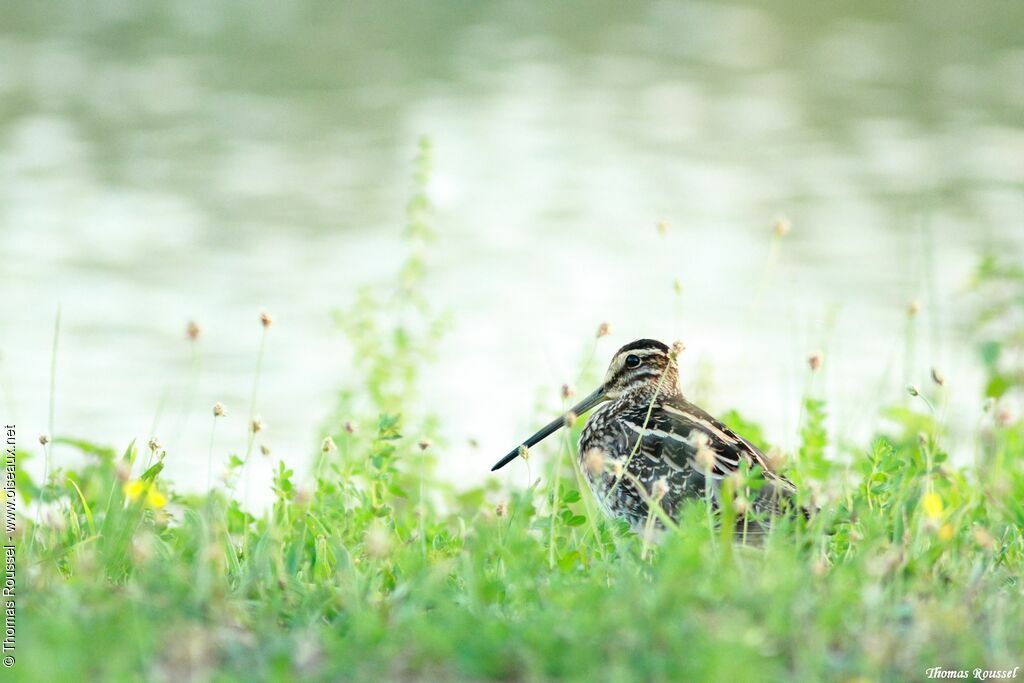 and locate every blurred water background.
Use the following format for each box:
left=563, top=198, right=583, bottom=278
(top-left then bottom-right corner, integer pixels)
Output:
left=2, top=1, right=1022, bottom=503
